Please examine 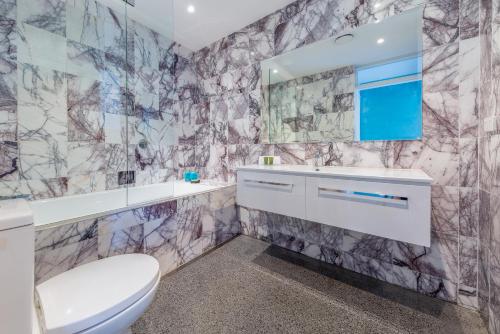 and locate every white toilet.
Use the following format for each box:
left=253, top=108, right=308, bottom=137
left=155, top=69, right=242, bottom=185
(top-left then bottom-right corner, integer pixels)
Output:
left=0, top=200, right=160, bottom=334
